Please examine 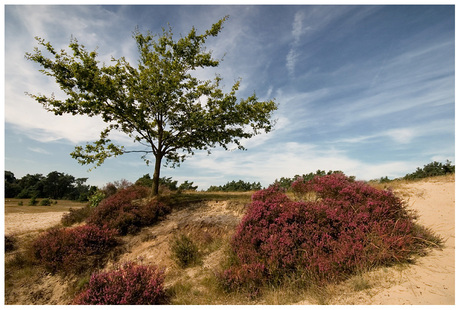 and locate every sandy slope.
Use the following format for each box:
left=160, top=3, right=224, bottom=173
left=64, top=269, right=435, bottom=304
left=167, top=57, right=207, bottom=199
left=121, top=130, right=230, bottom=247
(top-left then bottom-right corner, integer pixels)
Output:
left=321, top=175, right=455, bottom=305
left=373, top=177, right=455, bottom=304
